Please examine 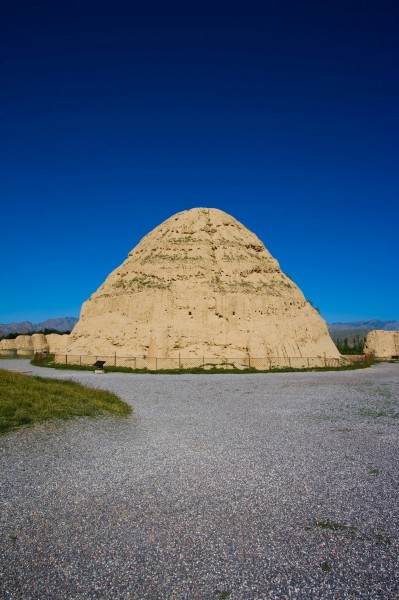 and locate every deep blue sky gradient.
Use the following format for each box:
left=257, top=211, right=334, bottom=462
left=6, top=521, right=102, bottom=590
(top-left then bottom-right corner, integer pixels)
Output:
left=1, top=0, right=398, bottom=323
